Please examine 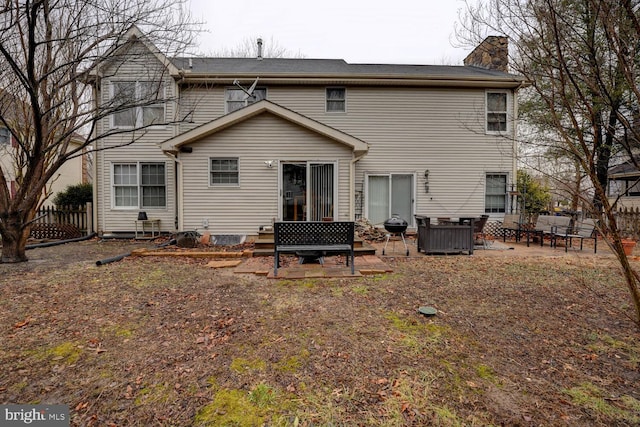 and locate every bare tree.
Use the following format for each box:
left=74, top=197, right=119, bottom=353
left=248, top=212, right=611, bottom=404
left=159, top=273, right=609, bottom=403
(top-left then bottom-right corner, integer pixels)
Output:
left=457, top=0, right=640, bottom=327
left=207, top=35, right=305, bottom=58
left=0, top=0, right=200, bottom=262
